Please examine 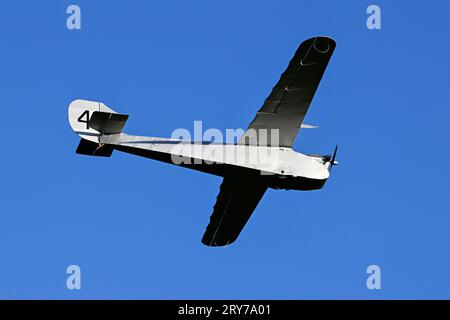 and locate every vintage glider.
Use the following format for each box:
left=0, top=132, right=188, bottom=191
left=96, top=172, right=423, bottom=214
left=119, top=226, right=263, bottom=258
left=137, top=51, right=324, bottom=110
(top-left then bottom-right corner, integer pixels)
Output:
left=68, top=36, right=338, bottom=247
